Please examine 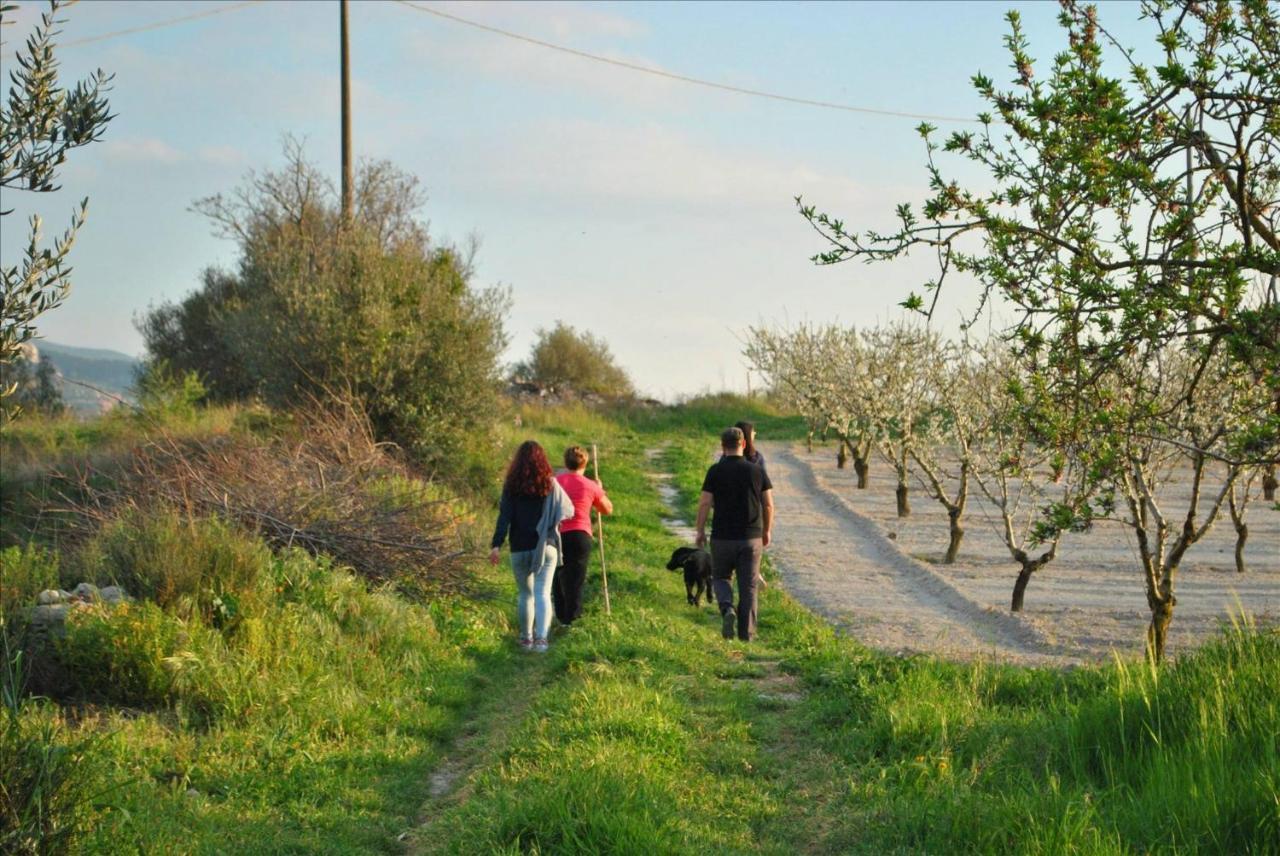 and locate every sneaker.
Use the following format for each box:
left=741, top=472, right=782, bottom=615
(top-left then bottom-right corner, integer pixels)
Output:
left=518, top=637, right=533, bottom=650
left=721, top=607, right=737, bottom=640
left=532, top=638, right=549, bottom=653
